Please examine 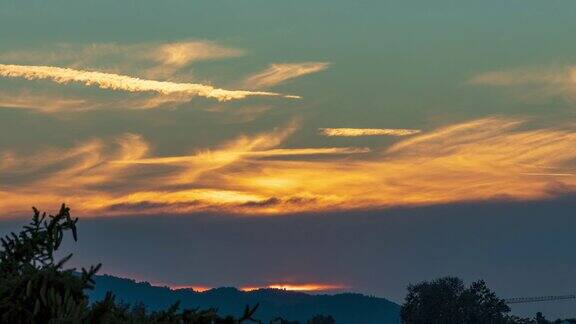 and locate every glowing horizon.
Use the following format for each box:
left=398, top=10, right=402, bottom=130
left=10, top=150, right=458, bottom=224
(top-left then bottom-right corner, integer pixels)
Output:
left=150, top=282, right=347, bottom=293
left=241, top=284, right=346, bottom=292
left=166, top=285, right=213, bottom=293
